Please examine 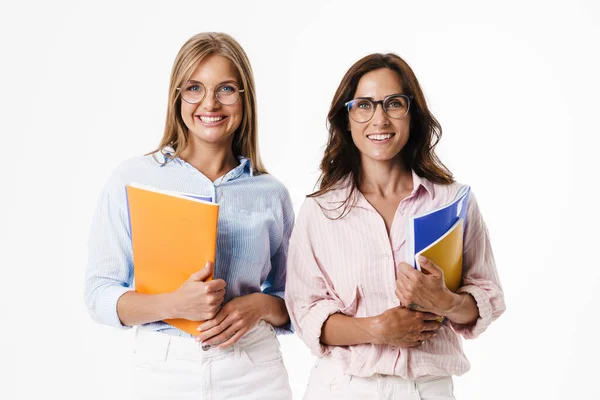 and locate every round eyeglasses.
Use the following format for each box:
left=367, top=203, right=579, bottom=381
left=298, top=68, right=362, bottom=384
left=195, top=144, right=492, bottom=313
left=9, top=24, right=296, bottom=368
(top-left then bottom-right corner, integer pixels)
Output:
left=177, top=80, right=245, bottom=106
left=345, top=93, right=413, bottom=123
